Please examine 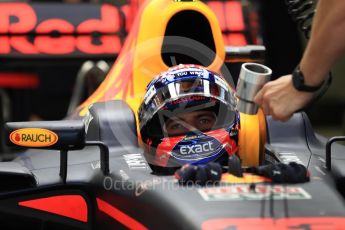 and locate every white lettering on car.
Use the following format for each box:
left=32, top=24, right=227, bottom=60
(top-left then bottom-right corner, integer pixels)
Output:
left=123, top=154, right=148, bottom=170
